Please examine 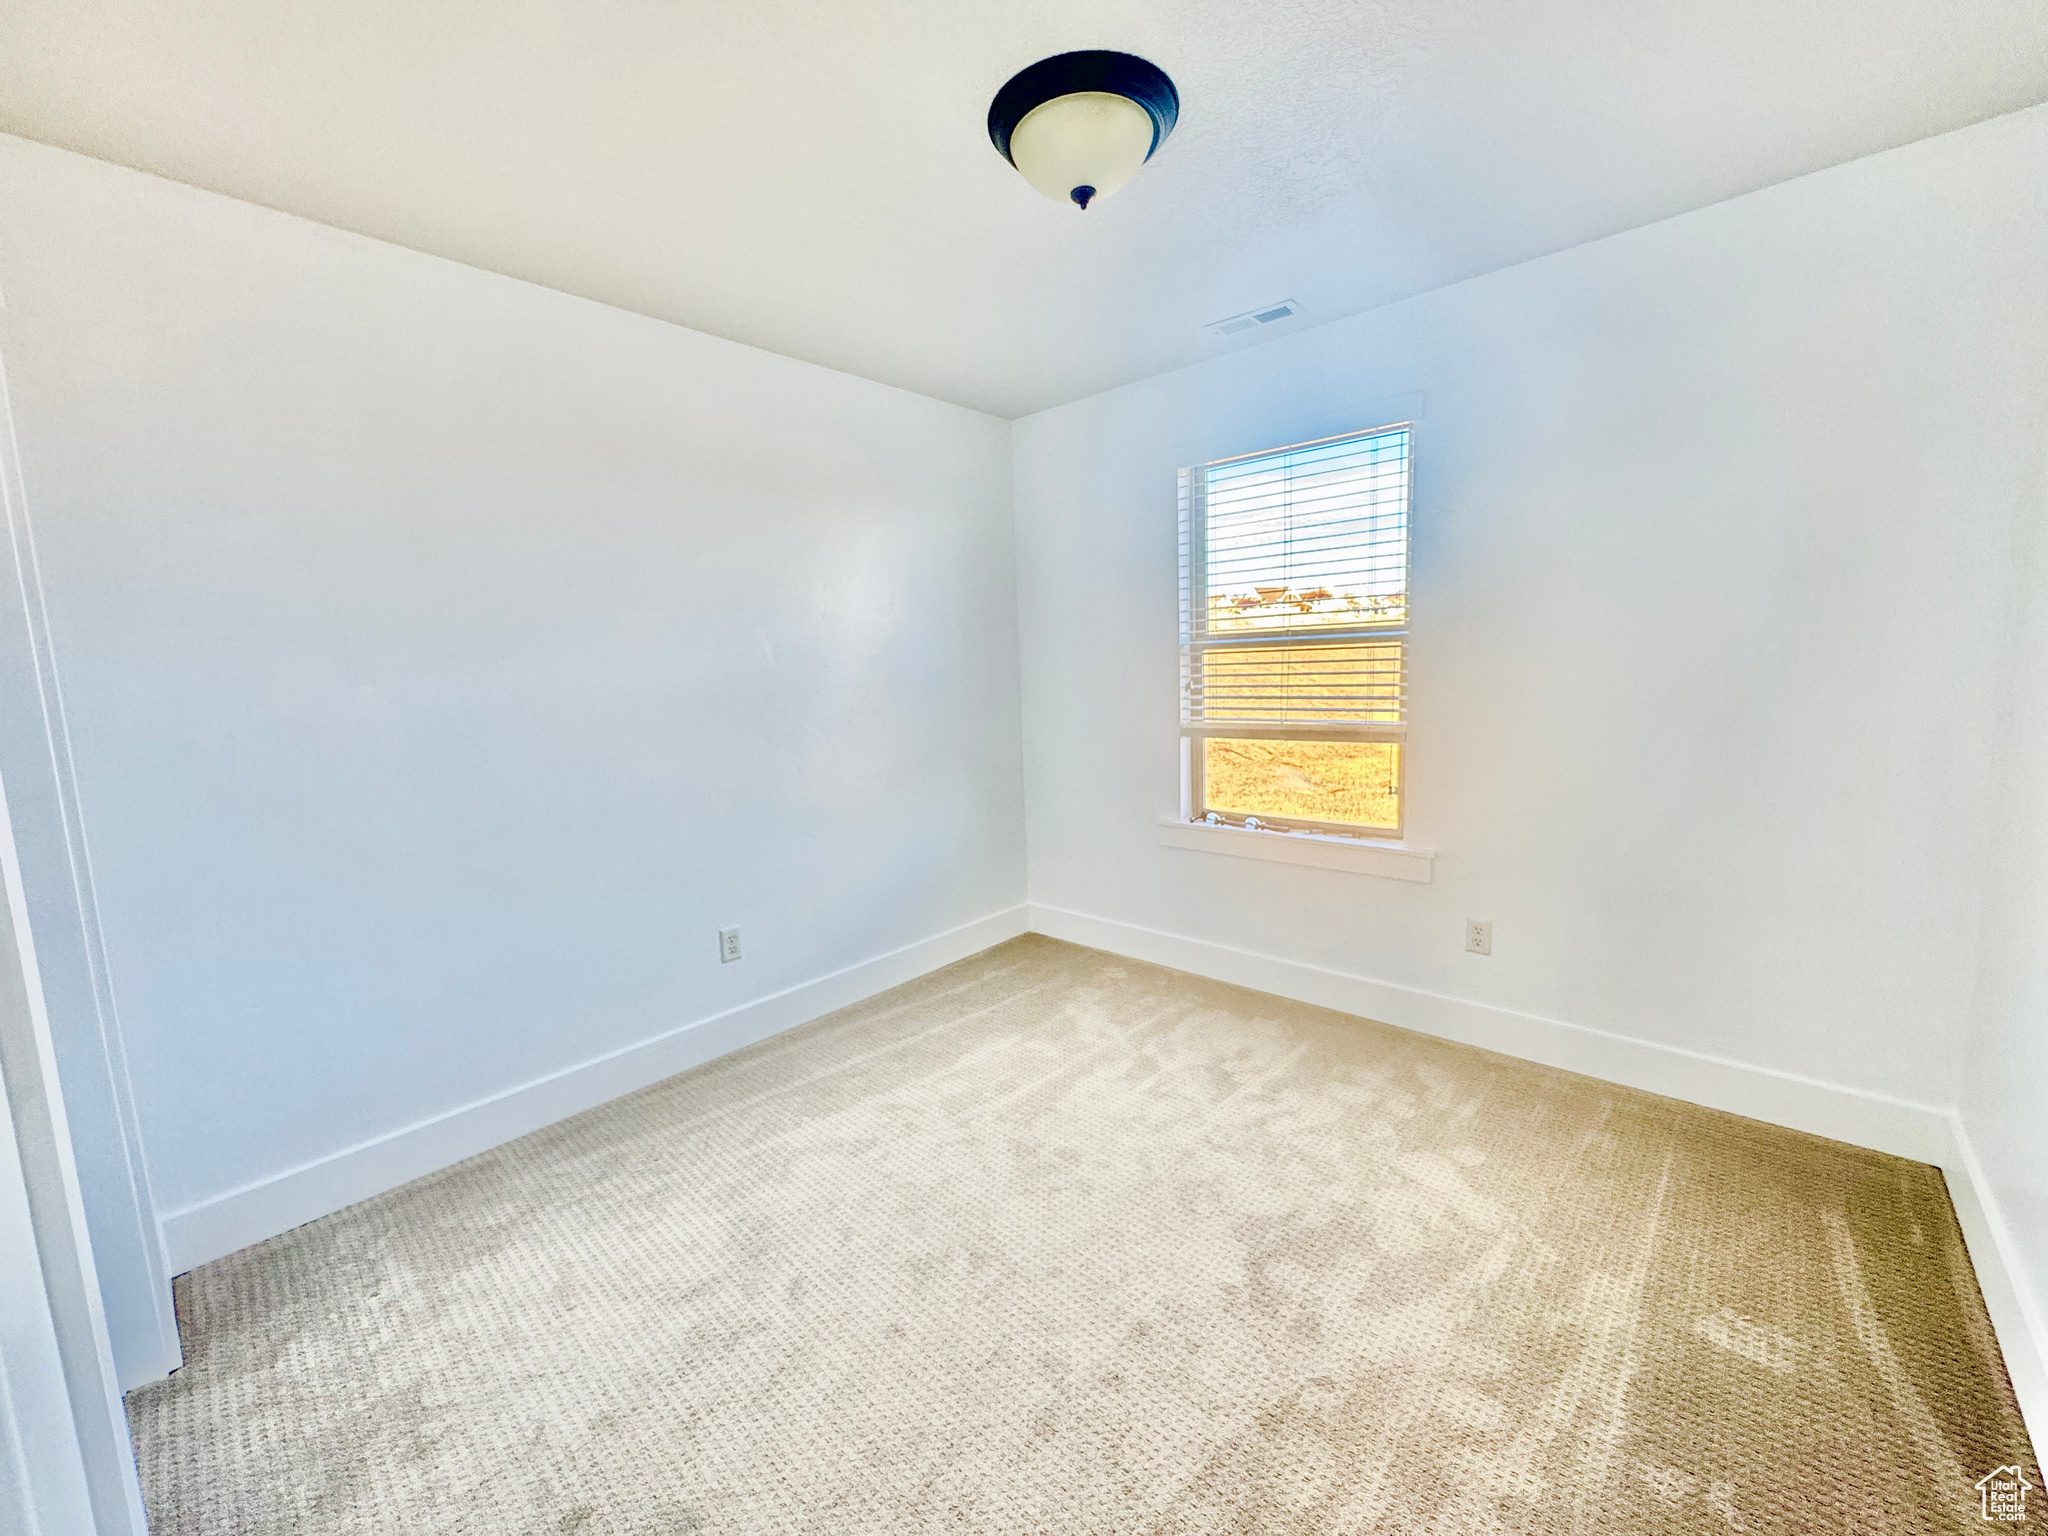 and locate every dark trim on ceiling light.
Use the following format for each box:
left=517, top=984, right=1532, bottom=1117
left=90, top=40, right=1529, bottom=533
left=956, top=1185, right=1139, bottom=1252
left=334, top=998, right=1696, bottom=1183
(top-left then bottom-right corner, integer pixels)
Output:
left=986, top=51, right=1180, bottom=166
